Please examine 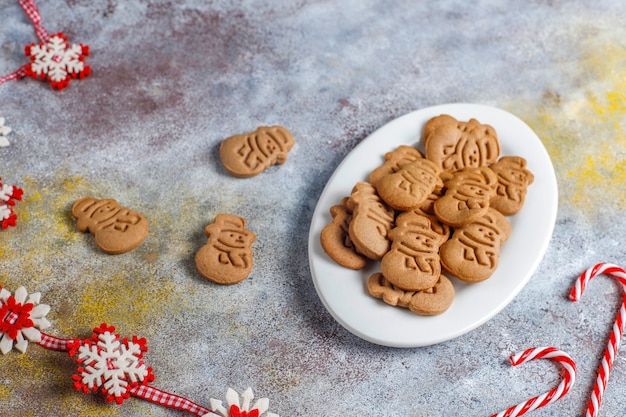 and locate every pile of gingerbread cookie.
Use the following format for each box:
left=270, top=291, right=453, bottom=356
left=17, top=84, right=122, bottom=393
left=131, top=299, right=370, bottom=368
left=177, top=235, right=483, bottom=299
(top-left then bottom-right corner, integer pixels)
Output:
left=320, top=114, right=535, bottom=316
